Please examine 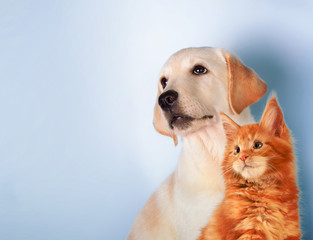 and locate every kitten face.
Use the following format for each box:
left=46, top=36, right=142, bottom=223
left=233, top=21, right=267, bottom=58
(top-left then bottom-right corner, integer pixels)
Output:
left=221, top=97, right=292, bottom=181
left=227, top=126, right=271, bottom=180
